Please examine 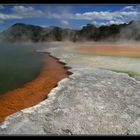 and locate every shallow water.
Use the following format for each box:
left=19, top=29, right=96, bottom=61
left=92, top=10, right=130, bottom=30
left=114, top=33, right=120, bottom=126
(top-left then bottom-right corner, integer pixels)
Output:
left=0, top=43, right=44, bottom=95
left=65, top=43, right=140, bottom=76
